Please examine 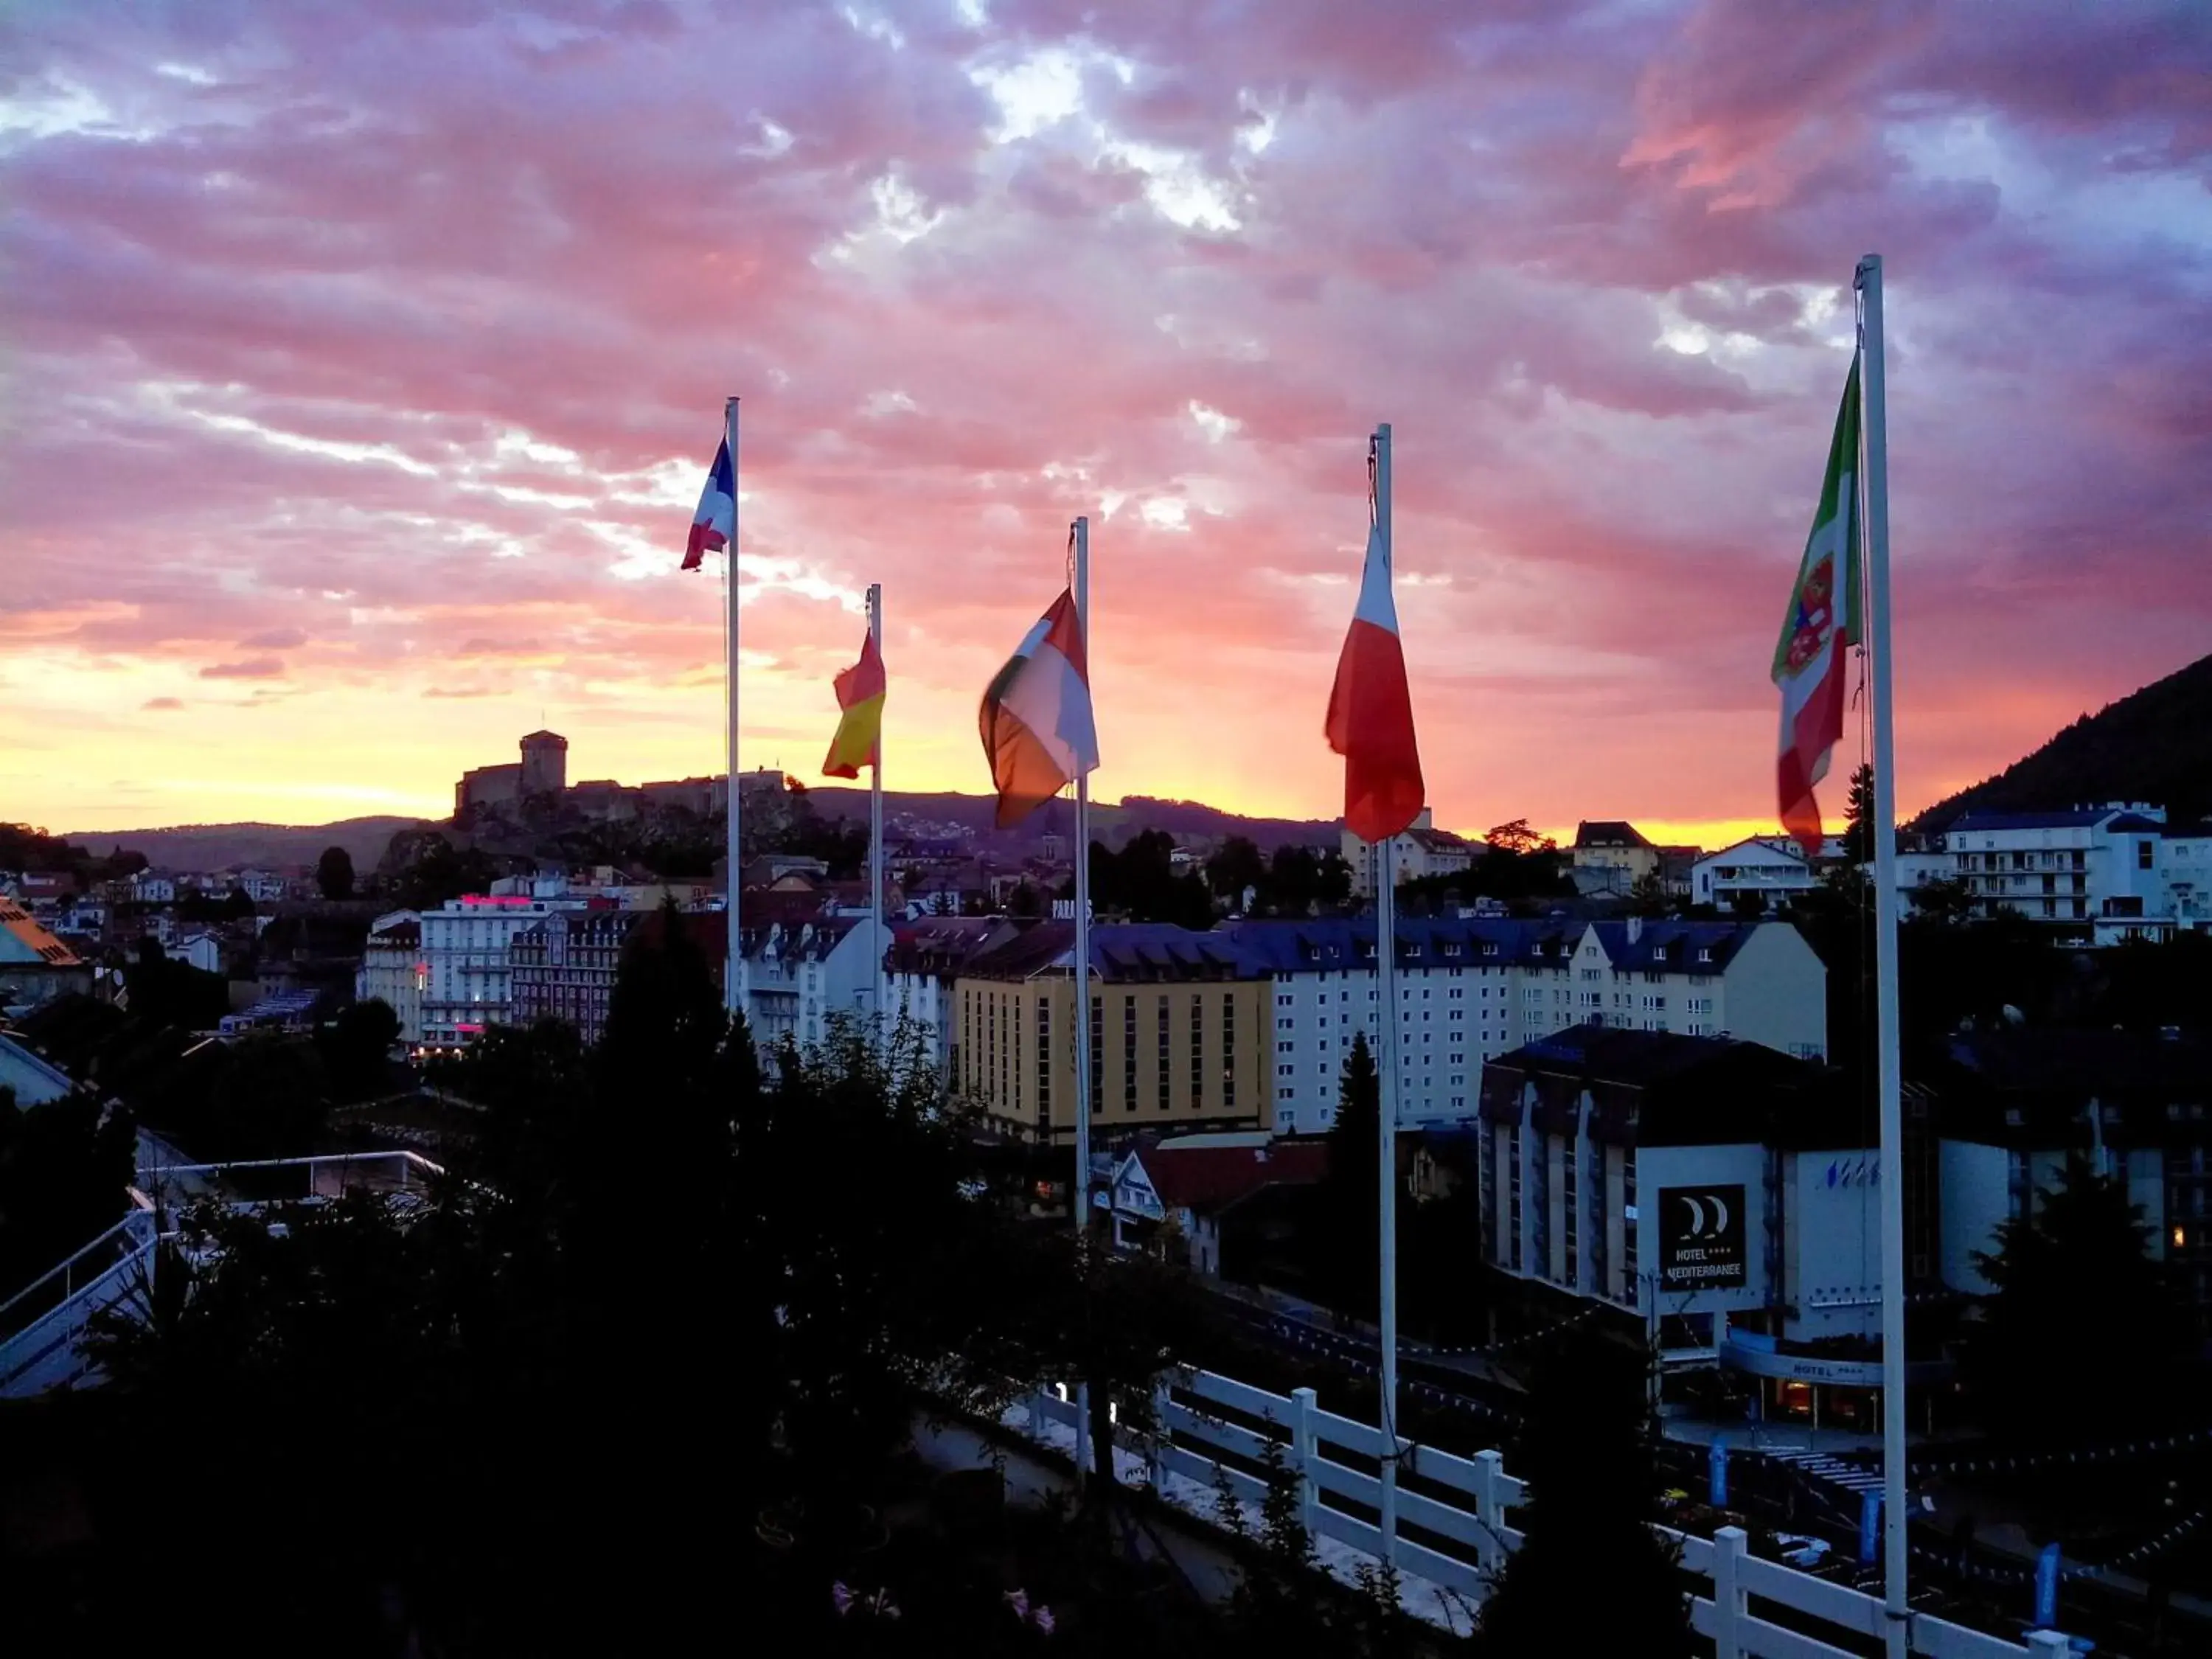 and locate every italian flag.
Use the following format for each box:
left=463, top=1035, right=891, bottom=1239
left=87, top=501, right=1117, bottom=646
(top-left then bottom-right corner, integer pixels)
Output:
left=1773, top=358, right=1863, bottom=857
left=1326, top=522, right=1425, bottom=845
left=821, top=627, right=886, bottom=779
left=978, top=588, right=1099, bottom=828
